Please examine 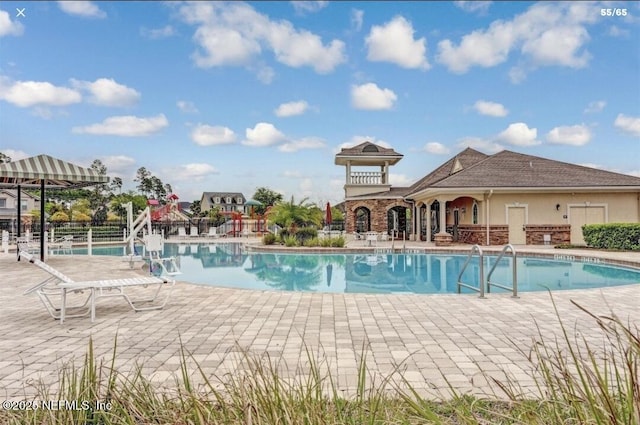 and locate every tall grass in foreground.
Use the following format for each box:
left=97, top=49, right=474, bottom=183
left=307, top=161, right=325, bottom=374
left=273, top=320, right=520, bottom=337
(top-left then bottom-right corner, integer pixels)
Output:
left=1, top=297, right=638, bottom=424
